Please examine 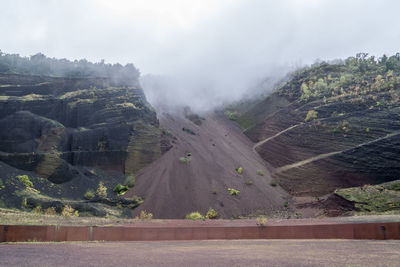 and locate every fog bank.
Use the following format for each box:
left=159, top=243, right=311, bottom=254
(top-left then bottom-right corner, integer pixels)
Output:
left=1, top=0, right=400, bottom=111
